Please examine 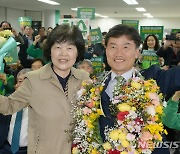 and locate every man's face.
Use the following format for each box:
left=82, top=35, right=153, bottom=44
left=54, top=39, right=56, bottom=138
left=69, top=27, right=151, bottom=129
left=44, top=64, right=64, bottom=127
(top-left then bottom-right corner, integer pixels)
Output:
left=15, top=74, right=25, bottom=89
left=106, top=35, right=139, bottom=75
